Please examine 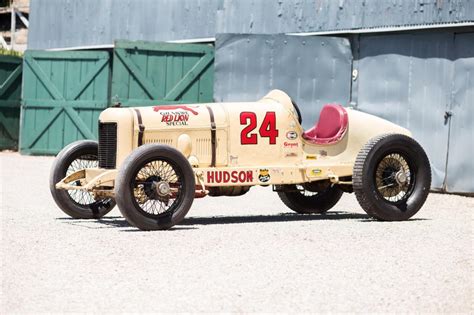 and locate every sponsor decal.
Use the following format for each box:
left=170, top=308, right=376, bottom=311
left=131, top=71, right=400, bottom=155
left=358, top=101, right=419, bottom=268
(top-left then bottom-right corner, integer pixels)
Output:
left=207, top=170, right=253, bottom=184
left=285, top=152, right=298, bottom=157
left=229, top=155, right=239, bottom=165
left=310, top=169, right=322, bottom=176
left=306, top=155, right=317, bottom=160
left=153, top=105, right=199, bottom=115
left=153, top=105, right=199, bottom=126
left=286, top=131, right=298, bottom=140
left=284, top=141, right=298, bottom=148
left=258, top=169, right=271, bottom=183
